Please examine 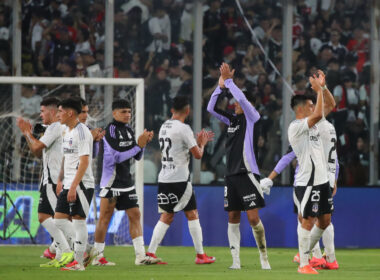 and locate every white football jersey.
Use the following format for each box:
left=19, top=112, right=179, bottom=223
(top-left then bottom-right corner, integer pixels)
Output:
left=62, top=123, right=94, bottom=189
left=39, top=122, right=65, bottom=185
left=158, top=119, right=197, bottom=183
left=317, top=119, right=337, bottom=188
left=288, top=118, right=328, bottom=186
